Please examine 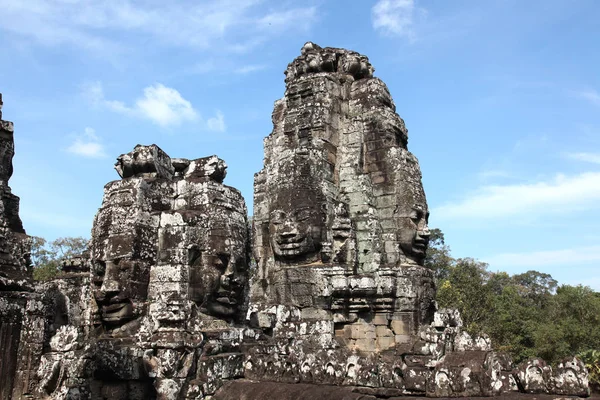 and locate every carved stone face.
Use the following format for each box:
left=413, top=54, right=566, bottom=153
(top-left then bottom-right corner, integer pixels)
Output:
left=268, top=187, right=325, bottom=260
left=397, top=203, right=430, bottom=265
left=92, top=259, right=149, bottom=327
left=188, top=243, right=246, bottom=318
